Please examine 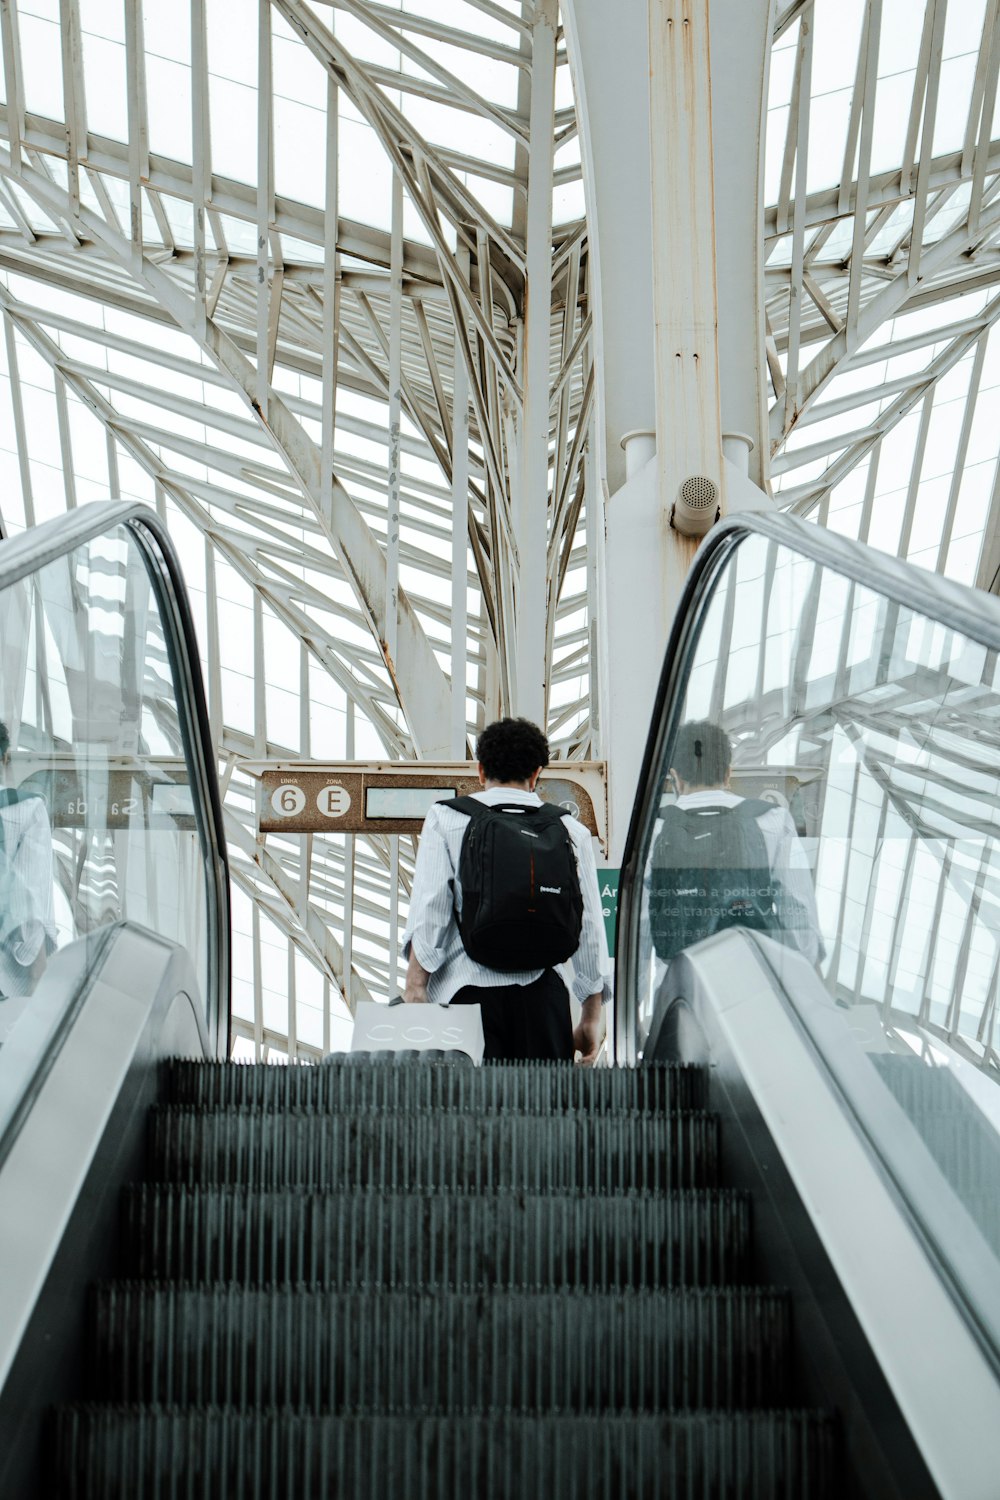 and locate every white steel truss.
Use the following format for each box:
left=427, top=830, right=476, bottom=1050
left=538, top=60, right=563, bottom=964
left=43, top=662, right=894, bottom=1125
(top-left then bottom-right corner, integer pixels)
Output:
left=0, top=0, right=996, bottom=1055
